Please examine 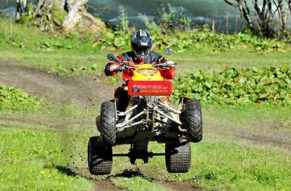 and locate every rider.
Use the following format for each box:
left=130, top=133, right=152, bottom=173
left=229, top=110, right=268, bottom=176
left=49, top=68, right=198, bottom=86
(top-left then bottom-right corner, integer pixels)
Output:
left=104, top=30, right=176, bottom=110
